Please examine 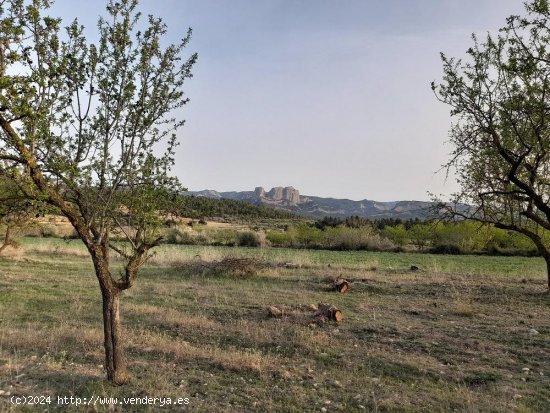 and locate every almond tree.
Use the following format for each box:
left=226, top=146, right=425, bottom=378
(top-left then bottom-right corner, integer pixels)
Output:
left=433, top=0, right=550, bottom=289
left=0, top=0, right=197, bottom=383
